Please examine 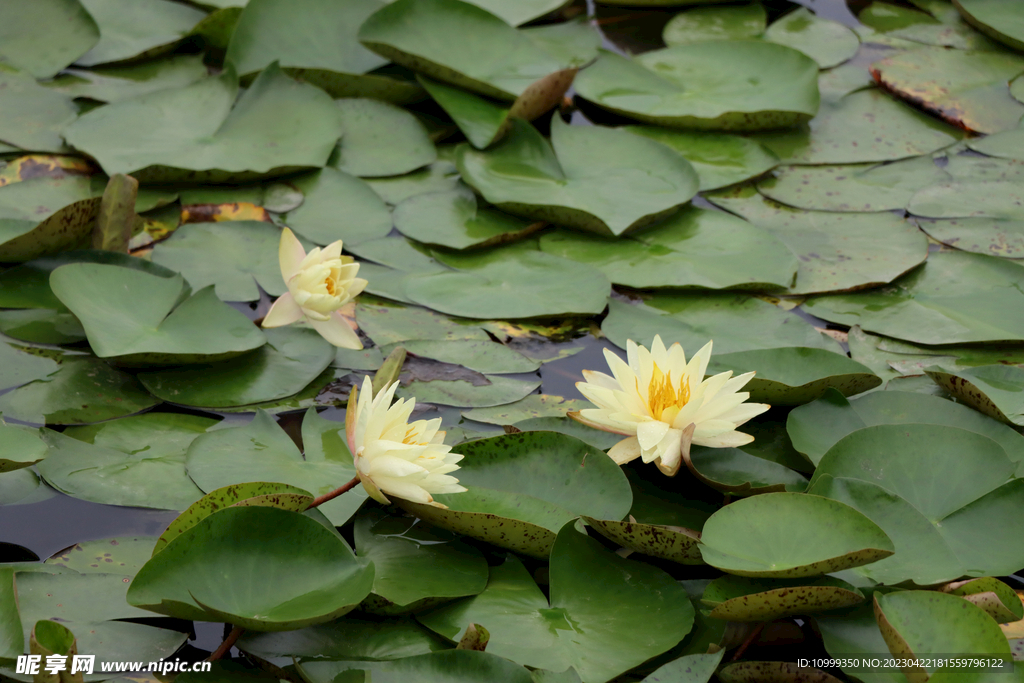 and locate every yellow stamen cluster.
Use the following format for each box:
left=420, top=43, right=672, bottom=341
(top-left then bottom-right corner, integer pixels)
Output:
left=646, top=363, right=689, bottom=421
